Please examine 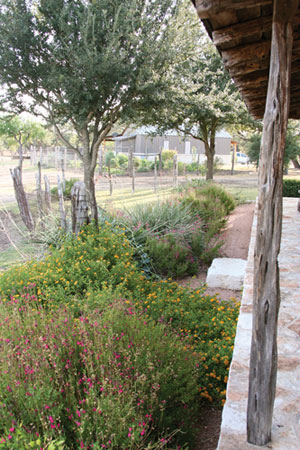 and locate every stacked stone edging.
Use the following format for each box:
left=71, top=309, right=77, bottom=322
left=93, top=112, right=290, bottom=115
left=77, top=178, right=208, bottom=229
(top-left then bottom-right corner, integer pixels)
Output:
left=217, top=198, right=300, bottom=450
